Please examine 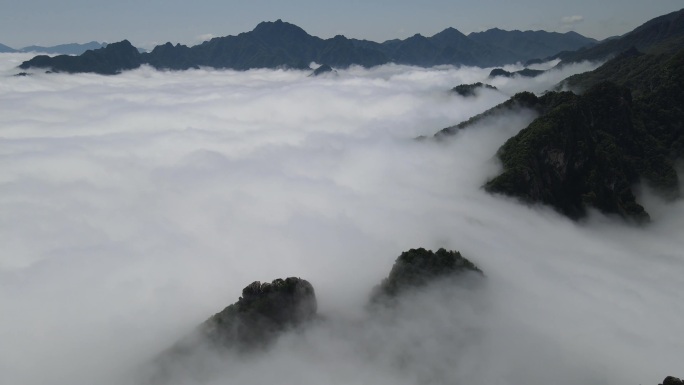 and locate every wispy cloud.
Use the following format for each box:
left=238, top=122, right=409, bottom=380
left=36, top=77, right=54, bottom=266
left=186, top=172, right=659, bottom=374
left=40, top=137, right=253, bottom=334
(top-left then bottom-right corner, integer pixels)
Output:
left=562, top=15, right=585, bottom=30
left=195, top=33, right=215, bottom=43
